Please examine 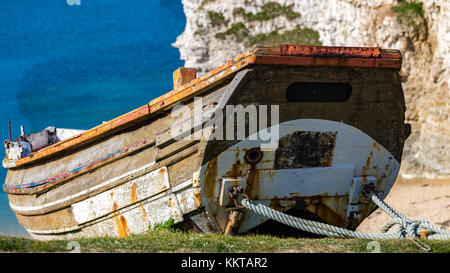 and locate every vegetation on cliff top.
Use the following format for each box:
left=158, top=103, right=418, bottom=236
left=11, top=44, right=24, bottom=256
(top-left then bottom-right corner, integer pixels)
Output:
left=247, top=27, right=321, bottom=46
left=391, top=0, right=425, bottom=28
left=215, top=22, right=321, bottom=47
left=211, top=3, right=317, bottom=46
left=208, top=11, right=228, bottom=27
left=215, top=22, right=249, bottom=41
left=233, top=3, right=300, bottom=21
